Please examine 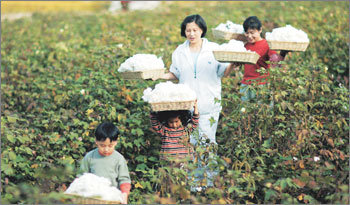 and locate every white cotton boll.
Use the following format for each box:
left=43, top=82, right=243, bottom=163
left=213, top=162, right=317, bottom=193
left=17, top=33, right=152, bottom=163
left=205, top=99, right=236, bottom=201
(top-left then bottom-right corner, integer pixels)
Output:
left=142, top=87, right=153, bottom=102
left=102, top=186, right=123, bottom=201
left=118, top=60, right=133, bottom=72
left=265, top=25, right=309, bottom=42
left=117, top=43, right=123, bottom=48
left=65, top=173, right=123, bottom=202
left=215, top=39, right=255, bottom=53
left=142, top=81, right=196, bottom=103
left=118, top=54, right=165, bottom=72
left=215, top=20, right=244, bottom=33
left=218, top=39, right=245, bottom=51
